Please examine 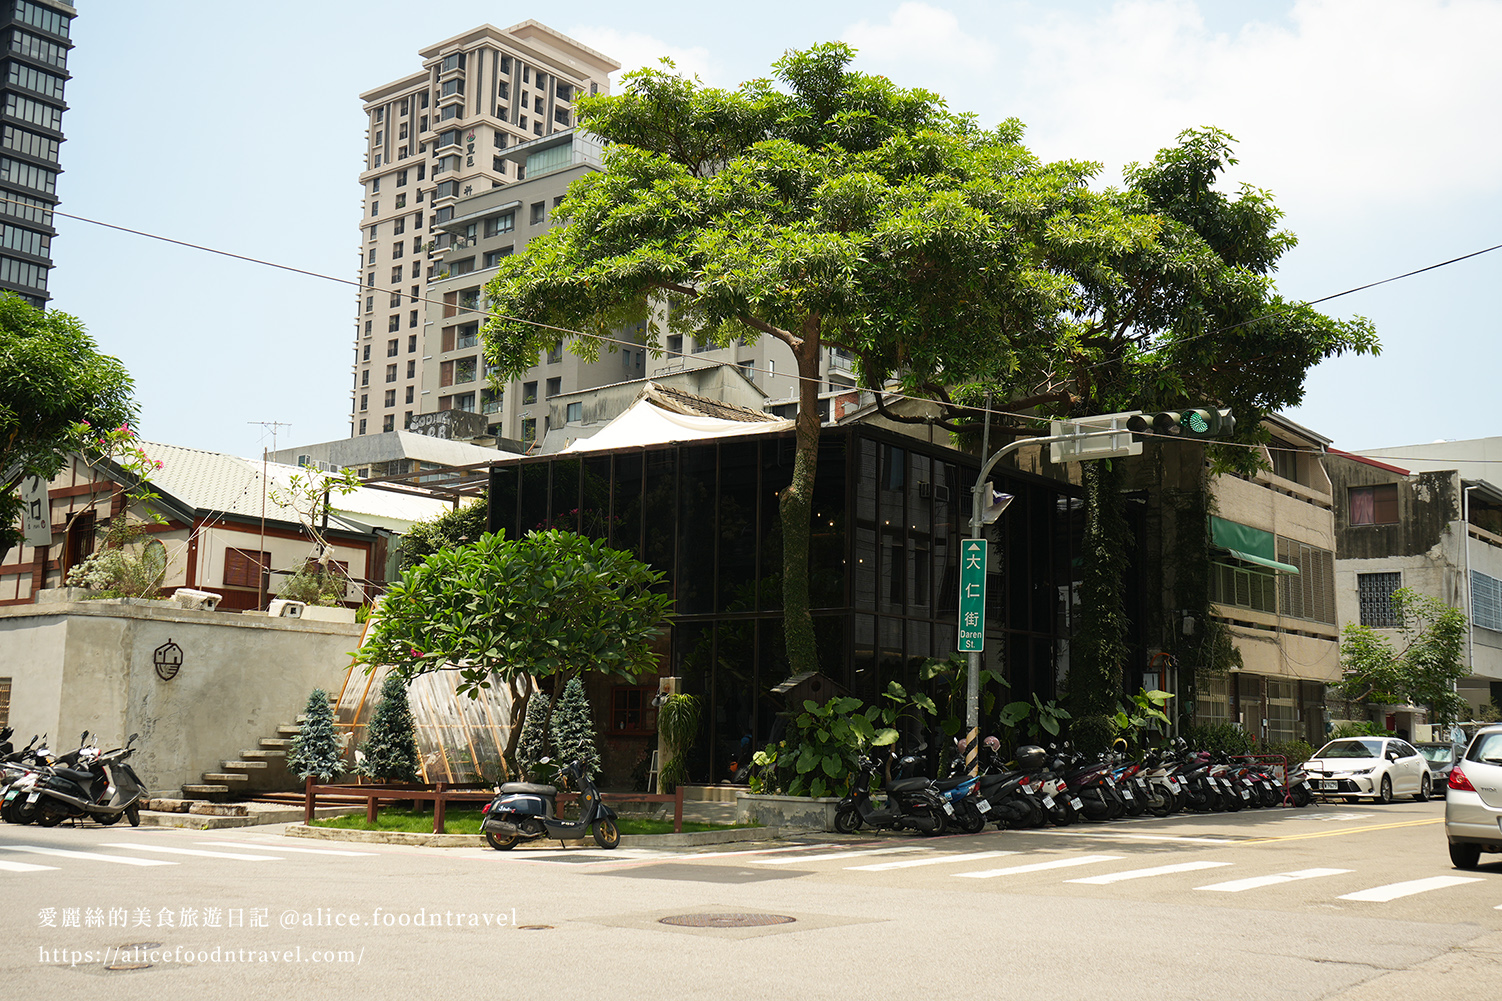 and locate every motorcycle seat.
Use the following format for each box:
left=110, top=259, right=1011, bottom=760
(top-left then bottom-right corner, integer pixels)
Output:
left=53, top=767, right=95, bottom=784
left=885, top=777, right=931, bottom=794
left=498, top=782, right=555, bottom=796
left=933, top=777, right=970, bottom=791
